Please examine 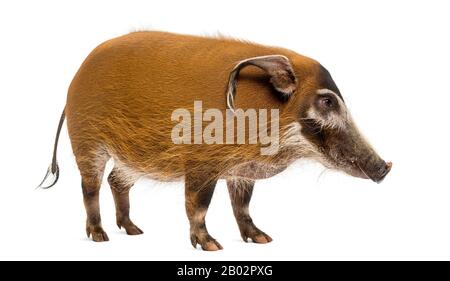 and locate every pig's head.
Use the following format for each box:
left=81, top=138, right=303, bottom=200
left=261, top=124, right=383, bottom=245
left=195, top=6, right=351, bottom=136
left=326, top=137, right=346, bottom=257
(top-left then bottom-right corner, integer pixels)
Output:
left=289, top=59, right=391, bottom=182
left=226, top=54, right=391, bottom=182
left=296, top=64, right=391, bottom=183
